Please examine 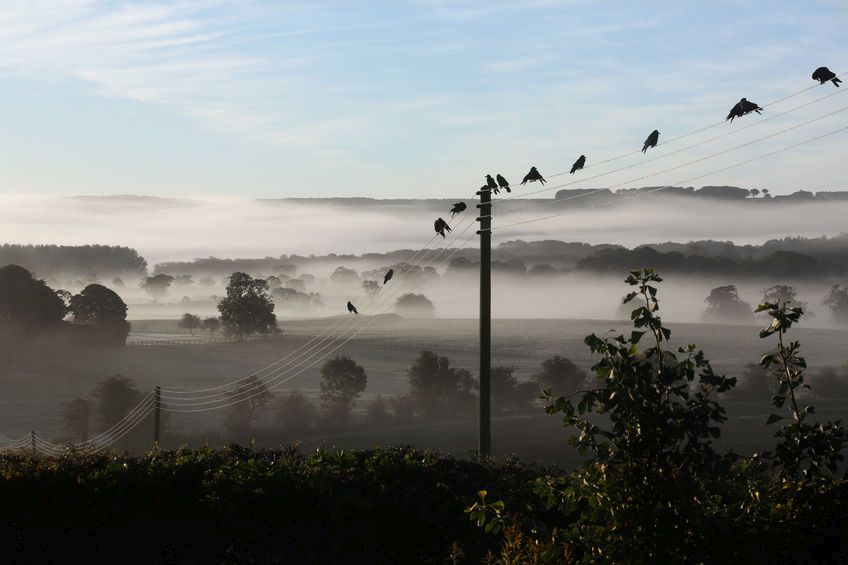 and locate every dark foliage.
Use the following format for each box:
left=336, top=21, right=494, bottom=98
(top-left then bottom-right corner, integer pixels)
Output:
left=0, top=264, right=66, bottom=331
left=218, top=272, right=277, bottom=338
left=0, top=447, right=548, bottom=564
